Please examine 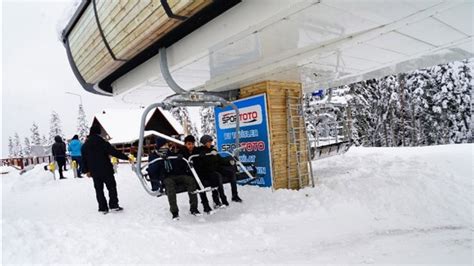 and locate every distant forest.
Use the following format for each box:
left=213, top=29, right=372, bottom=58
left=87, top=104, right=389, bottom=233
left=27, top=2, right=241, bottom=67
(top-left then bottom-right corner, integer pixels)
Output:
left=305, top=59, right=473, bottom=147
